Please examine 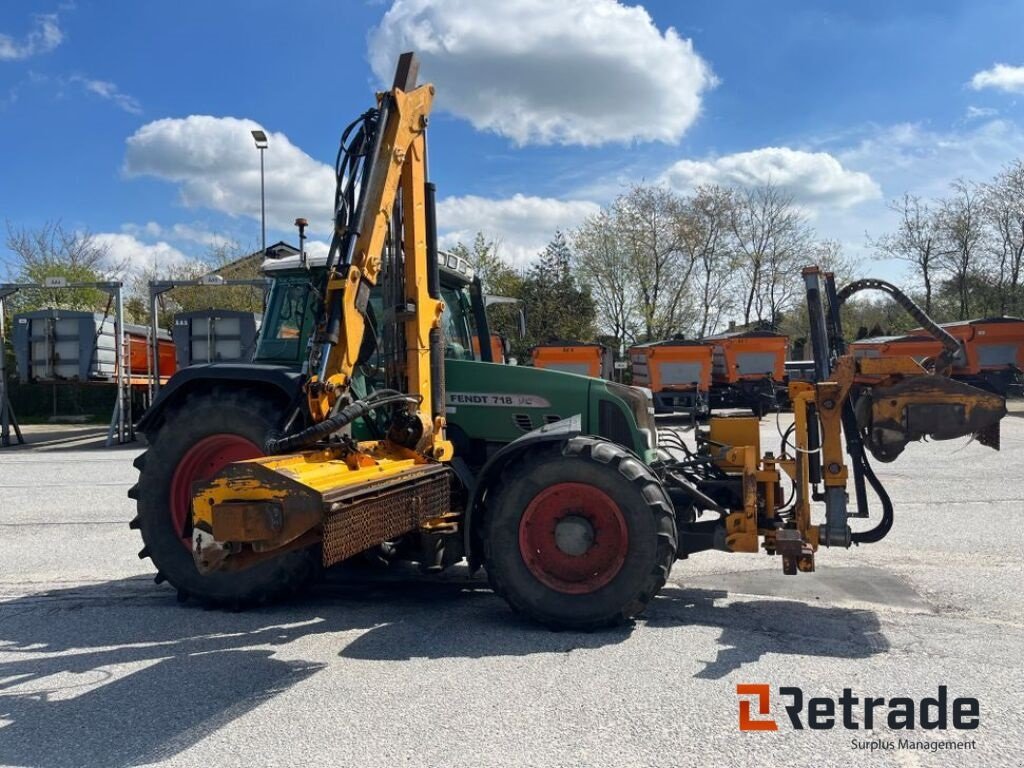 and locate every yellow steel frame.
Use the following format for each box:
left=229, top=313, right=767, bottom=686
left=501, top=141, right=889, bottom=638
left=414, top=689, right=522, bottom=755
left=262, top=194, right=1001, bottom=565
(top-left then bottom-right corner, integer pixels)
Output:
left=713, top=347, right=999, bottom=574
left=711, top=360, right=855, bottom=570
left=306, top=76, right=452, bottom=460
